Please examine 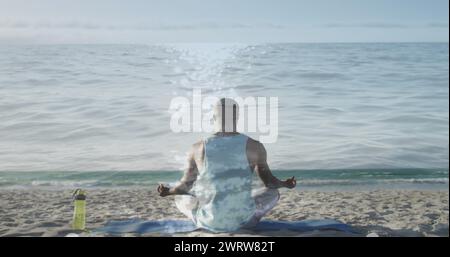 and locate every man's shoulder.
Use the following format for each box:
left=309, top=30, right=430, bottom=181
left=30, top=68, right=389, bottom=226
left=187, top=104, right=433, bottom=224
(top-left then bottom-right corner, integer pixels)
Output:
left=245, top=135, right=262, bottom=146
left=192, top=140, right=204, bottom=150
left=244, top=135, right=264, bottom=154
